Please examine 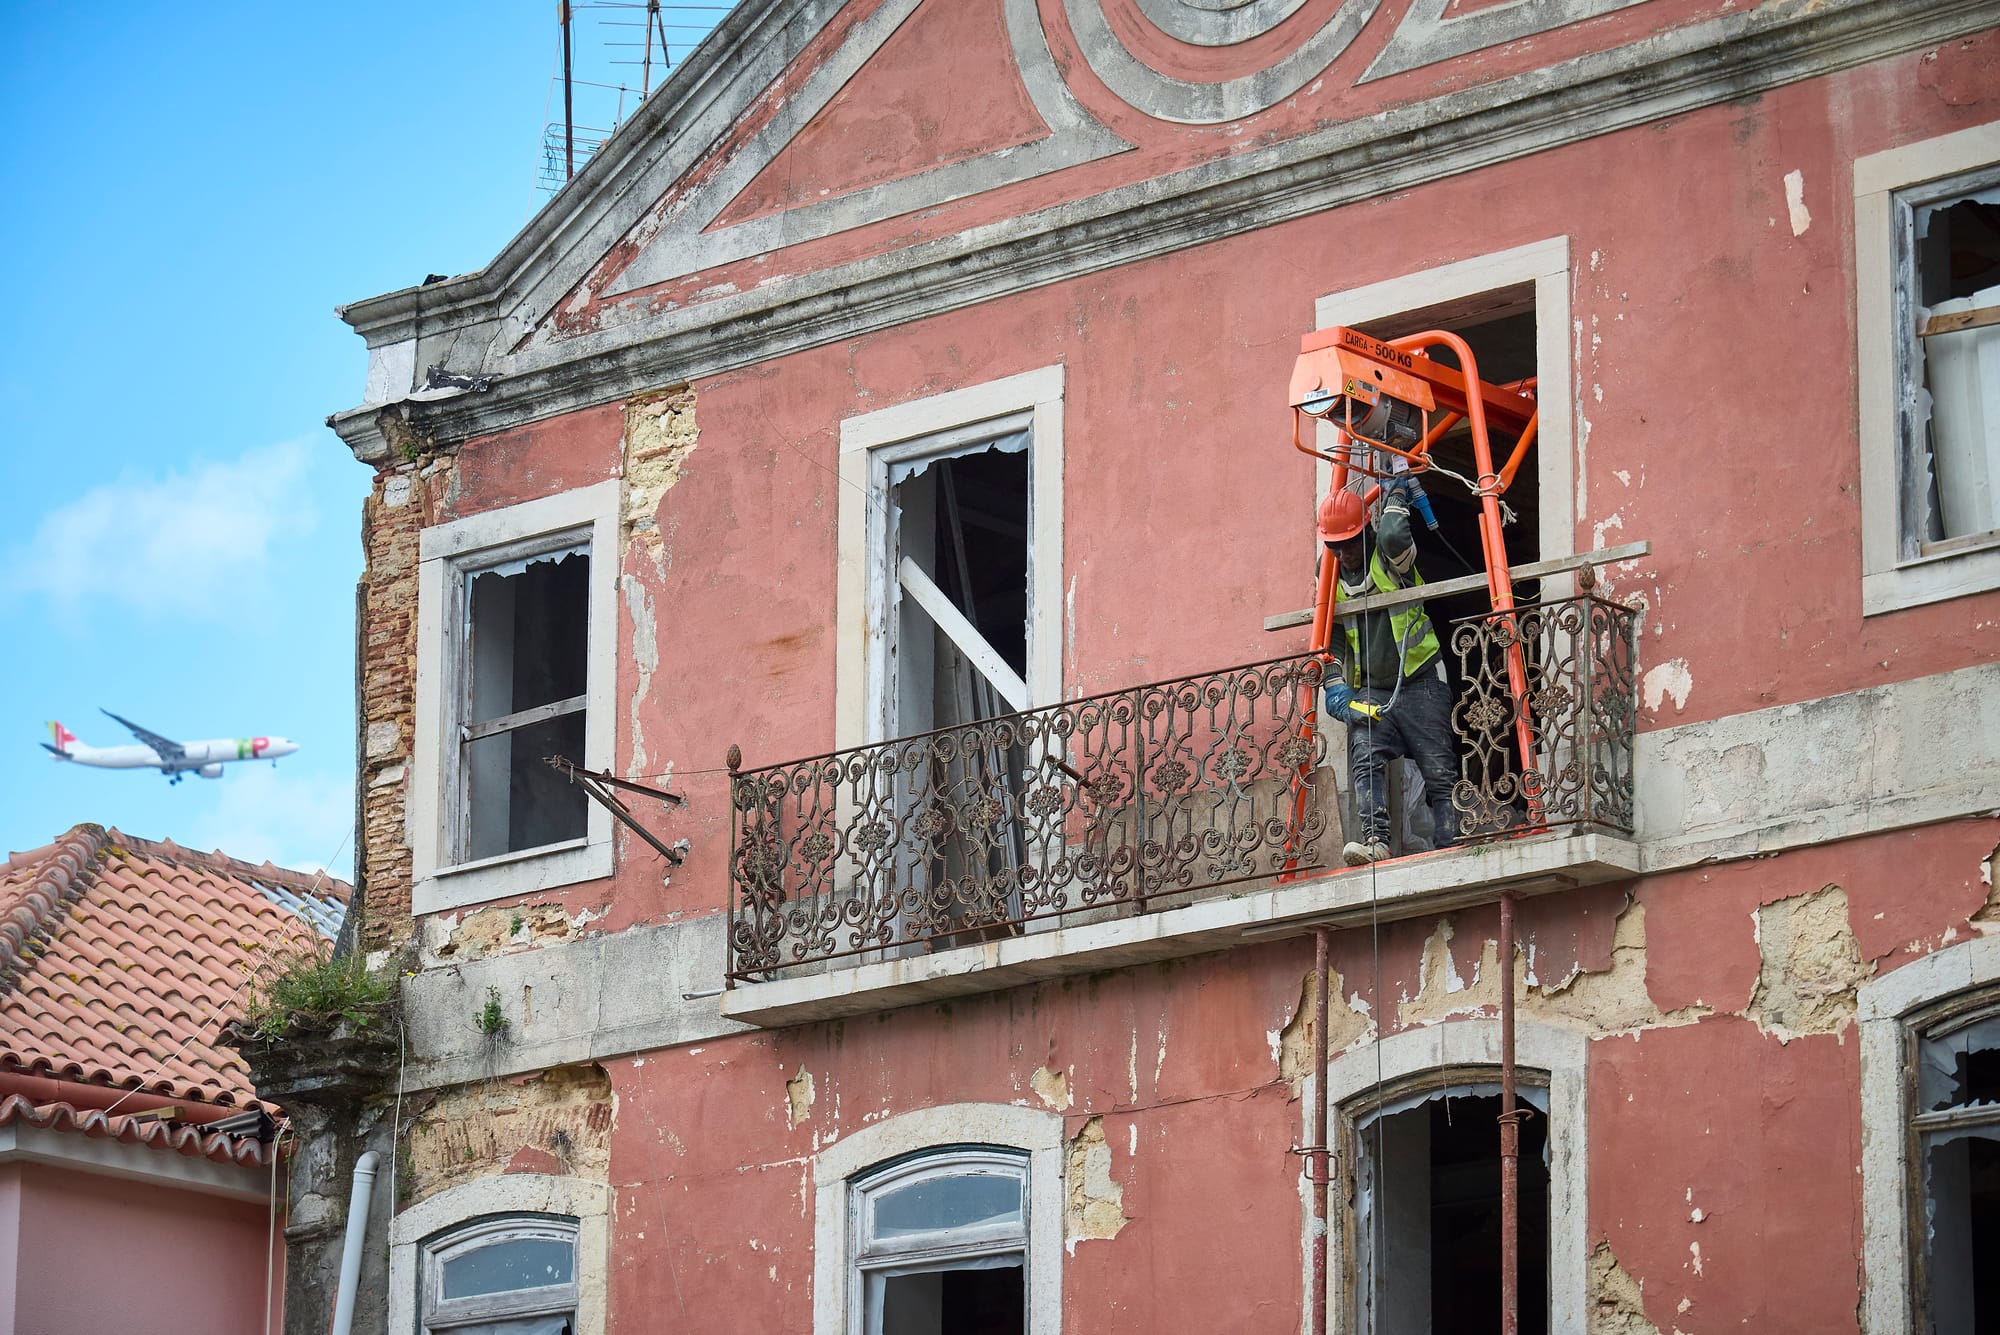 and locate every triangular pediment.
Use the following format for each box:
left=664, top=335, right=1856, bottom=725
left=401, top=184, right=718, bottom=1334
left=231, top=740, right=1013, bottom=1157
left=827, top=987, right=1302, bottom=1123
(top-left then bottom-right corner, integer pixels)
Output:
left=711, top=0, right=1055, bottom=230
left=489, top=0, right=1126, bottom=354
